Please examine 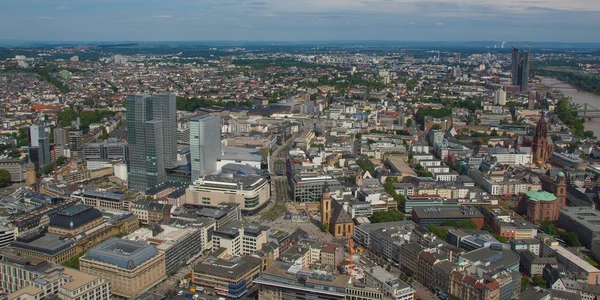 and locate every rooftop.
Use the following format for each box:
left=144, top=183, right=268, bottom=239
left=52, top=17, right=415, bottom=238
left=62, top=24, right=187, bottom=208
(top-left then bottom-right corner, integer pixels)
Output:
left=523, top=190, right=557, bottom=202
left=193, top=253, right=261, bottom=278
left=84, top=237, right=159, bottom=269
left=412, top=205, right=483, bottom=219
left=559, top=207, right=600, bottom=232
